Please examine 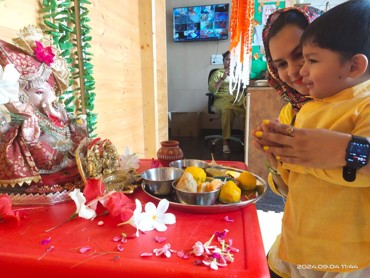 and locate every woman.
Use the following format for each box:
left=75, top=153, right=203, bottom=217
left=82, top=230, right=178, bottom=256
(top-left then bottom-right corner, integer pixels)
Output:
left=252, top=6, right=322, bottom=278
left=253, top=6, right=322, bottom=197
left=208, top=50, right=245, bottom=154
